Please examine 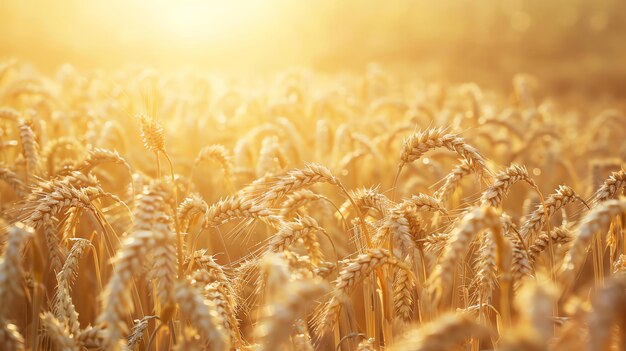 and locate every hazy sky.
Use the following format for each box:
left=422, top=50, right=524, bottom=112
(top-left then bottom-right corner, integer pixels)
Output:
left=1, top=0, right=623, bottom=87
